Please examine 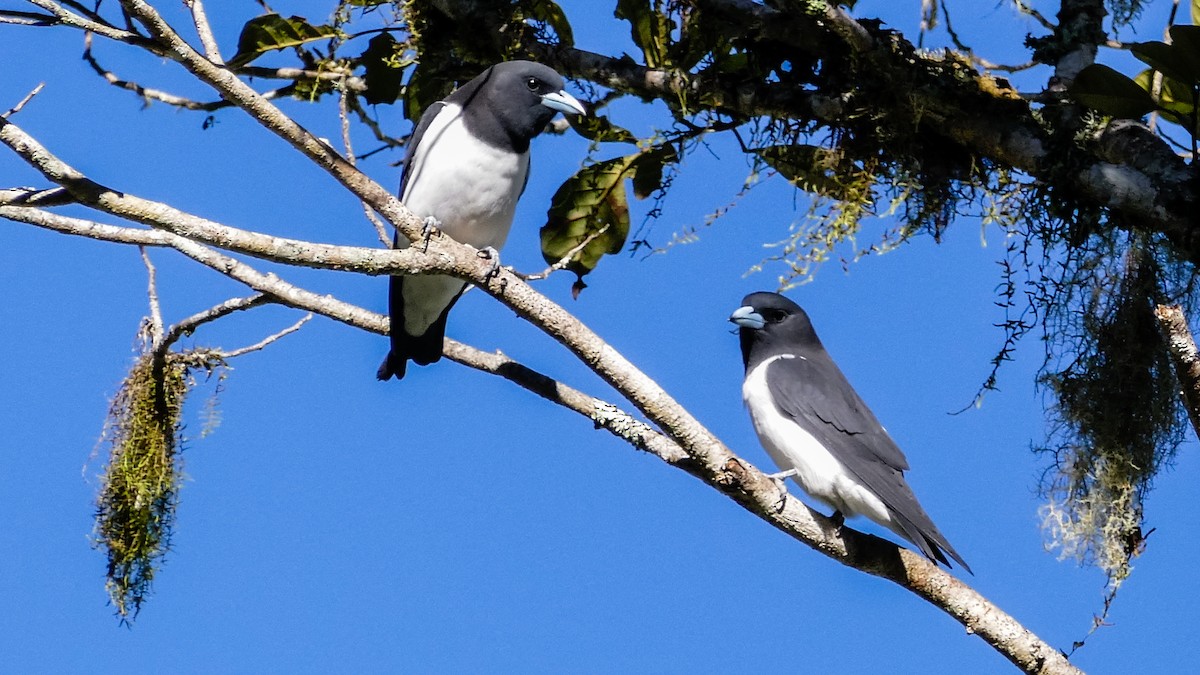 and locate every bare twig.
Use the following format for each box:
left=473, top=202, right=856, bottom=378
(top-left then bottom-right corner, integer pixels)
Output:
left=938, top=2, right=1038, bottom=73
left=3, top=83, right=45, bottom=119
left=0, top=187, right=73, bottom=206
left=0, top=10, right=57, bottom=26
left=344, top=95, right=408, bottom=154
left=221, top=313, right=312, bottom=358
left=26, top=0, right=160, bottom=51
left=1013, top=0, right=1055, bottom=31
left=519, top=223, right=611, bottom=281
left=160, top=294, right=273, bottom=351
left=339, top=84, right=391, bottom=245
left=139, top=246, right=165, bottom=343
left=240, top=66, right=365, bottom=92
left=183, top=0, right=222, bottom=64
left=83, top=33, right=293, bottom=111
